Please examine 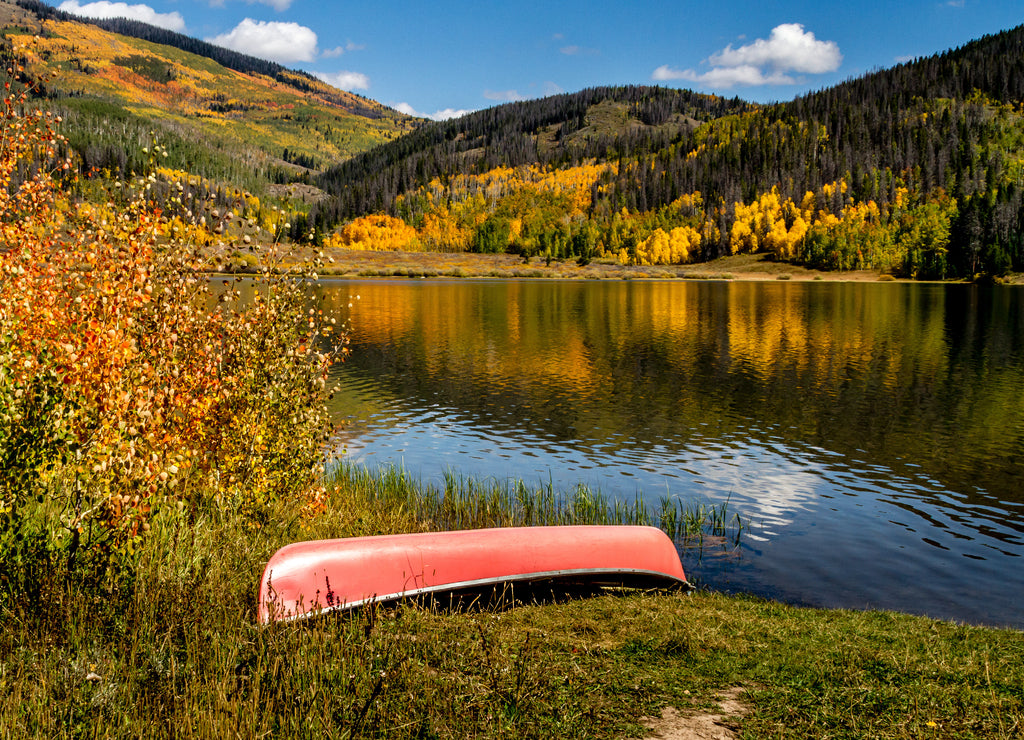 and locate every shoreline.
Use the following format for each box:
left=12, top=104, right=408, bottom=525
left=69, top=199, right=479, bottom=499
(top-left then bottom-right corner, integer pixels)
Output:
left=218, top=245, right=1023, bottom=284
